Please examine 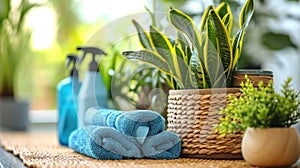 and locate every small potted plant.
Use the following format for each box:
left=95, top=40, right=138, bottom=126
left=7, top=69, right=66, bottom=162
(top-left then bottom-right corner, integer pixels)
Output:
left=123, top=0, right=256, bottom=158
left=0, top=0, right=39, bottom=130
left=216, top=76, right=300, bottom=167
